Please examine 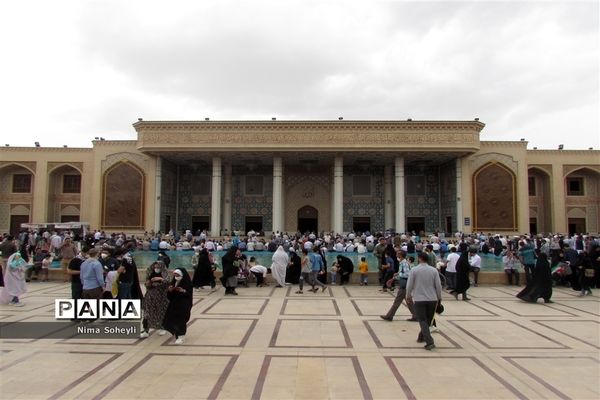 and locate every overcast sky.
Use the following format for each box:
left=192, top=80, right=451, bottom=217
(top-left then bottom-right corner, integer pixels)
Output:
left=1, top=0, right=598, bottom=150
